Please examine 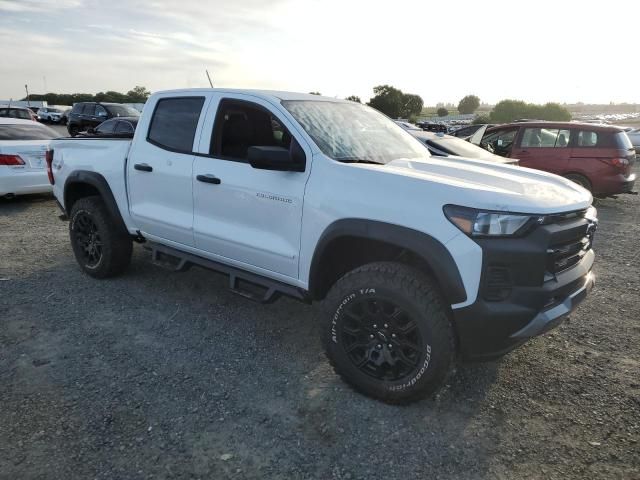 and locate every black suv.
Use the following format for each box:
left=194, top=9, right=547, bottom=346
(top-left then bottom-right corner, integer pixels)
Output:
left=67, top=102, right=140, bottom=136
